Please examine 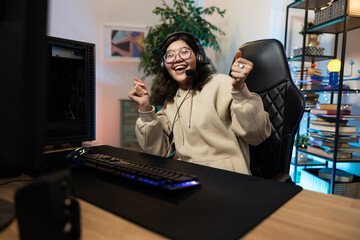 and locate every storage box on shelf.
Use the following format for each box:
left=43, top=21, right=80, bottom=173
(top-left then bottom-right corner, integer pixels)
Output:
left=293, top=46, right=324, bottom=56
left=314, top=0, right=360, bottom=26
left=314, top=3, right=332, bottom=25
